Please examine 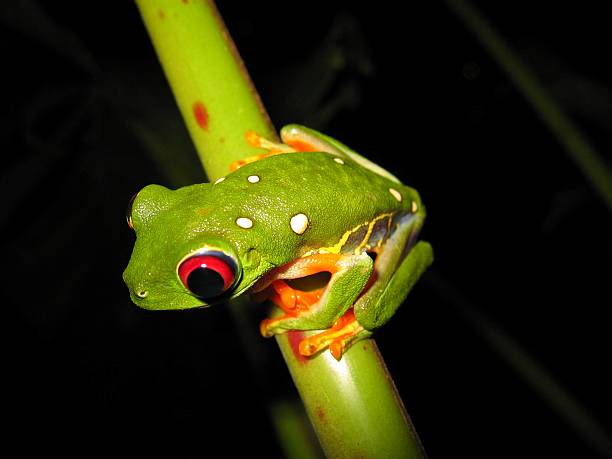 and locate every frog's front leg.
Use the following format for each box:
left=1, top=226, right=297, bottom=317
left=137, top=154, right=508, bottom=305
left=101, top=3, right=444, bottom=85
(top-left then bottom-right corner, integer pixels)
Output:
left=253, top=252, right=374, bottom=356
